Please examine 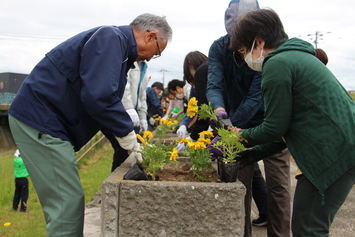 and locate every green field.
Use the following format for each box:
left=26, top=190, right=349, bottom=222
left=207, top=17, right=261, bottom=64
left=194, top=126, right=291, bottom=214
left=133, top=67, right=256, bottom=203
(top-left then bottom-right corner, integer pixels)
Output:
left=0, top=141, right=113, bottom=237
